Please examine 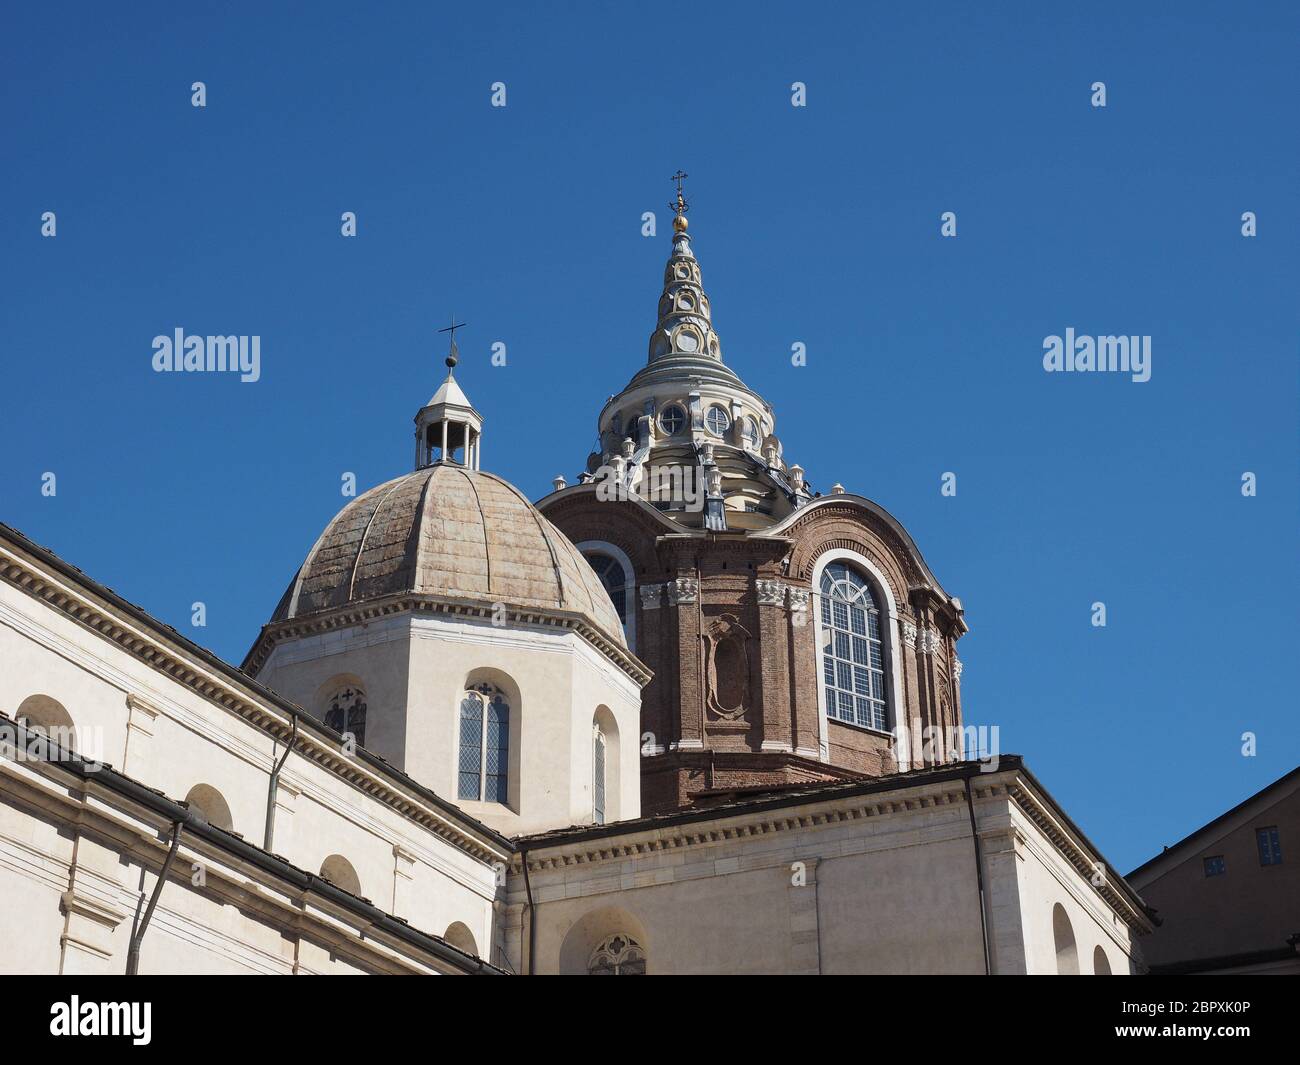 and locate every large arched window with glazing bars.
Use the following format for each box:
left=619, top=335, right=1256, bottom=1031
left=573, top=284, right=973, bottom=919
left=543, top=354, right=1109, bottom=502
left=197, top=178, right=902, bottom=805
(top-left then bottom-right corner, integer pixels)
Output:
left=458, top=682, right=510, bottom=803
left=818, top=562, right=889, bottom=732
